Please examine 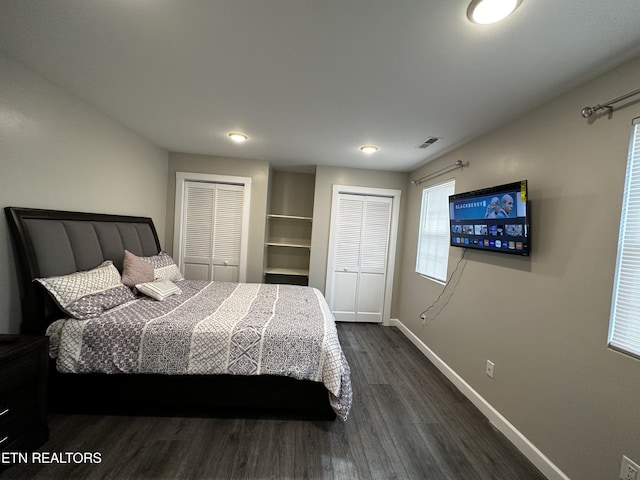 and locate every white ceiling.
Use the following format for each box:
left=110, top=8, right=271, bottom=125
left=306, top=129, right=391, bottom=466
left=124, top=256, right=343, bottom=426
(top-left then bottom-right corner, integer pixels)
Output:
left=2, top=1, right=640, bottom=172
